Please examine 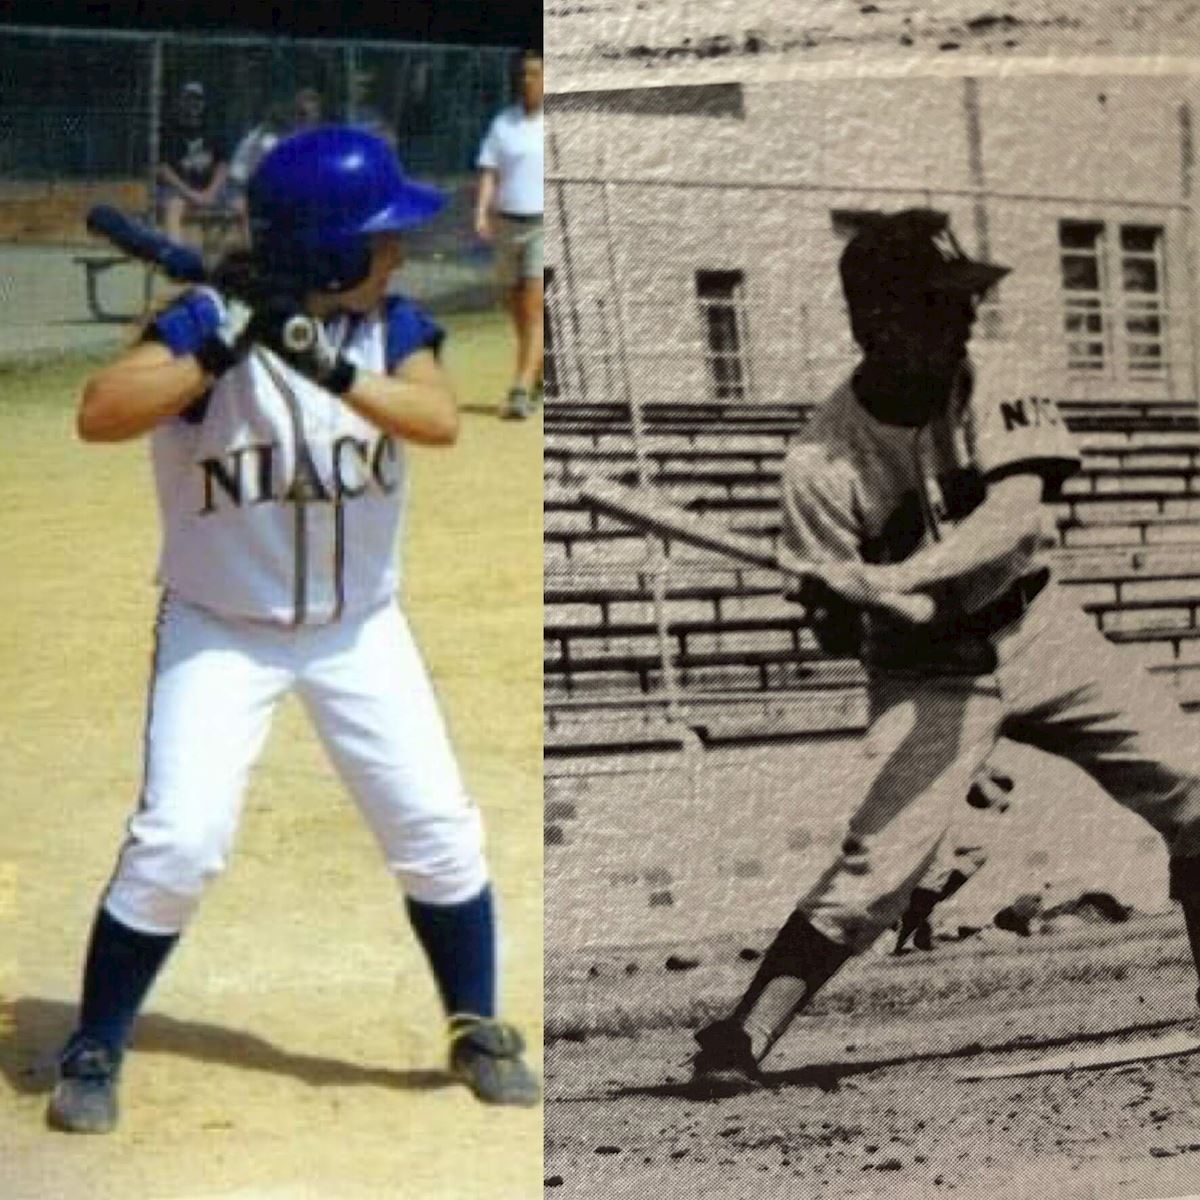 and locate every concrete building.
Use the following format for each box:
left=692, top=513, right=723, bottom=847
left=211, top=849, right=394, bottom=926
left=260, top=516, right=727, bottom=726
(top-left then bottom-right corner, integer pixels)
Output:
left=545, top=74, right=1200, bottom=410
